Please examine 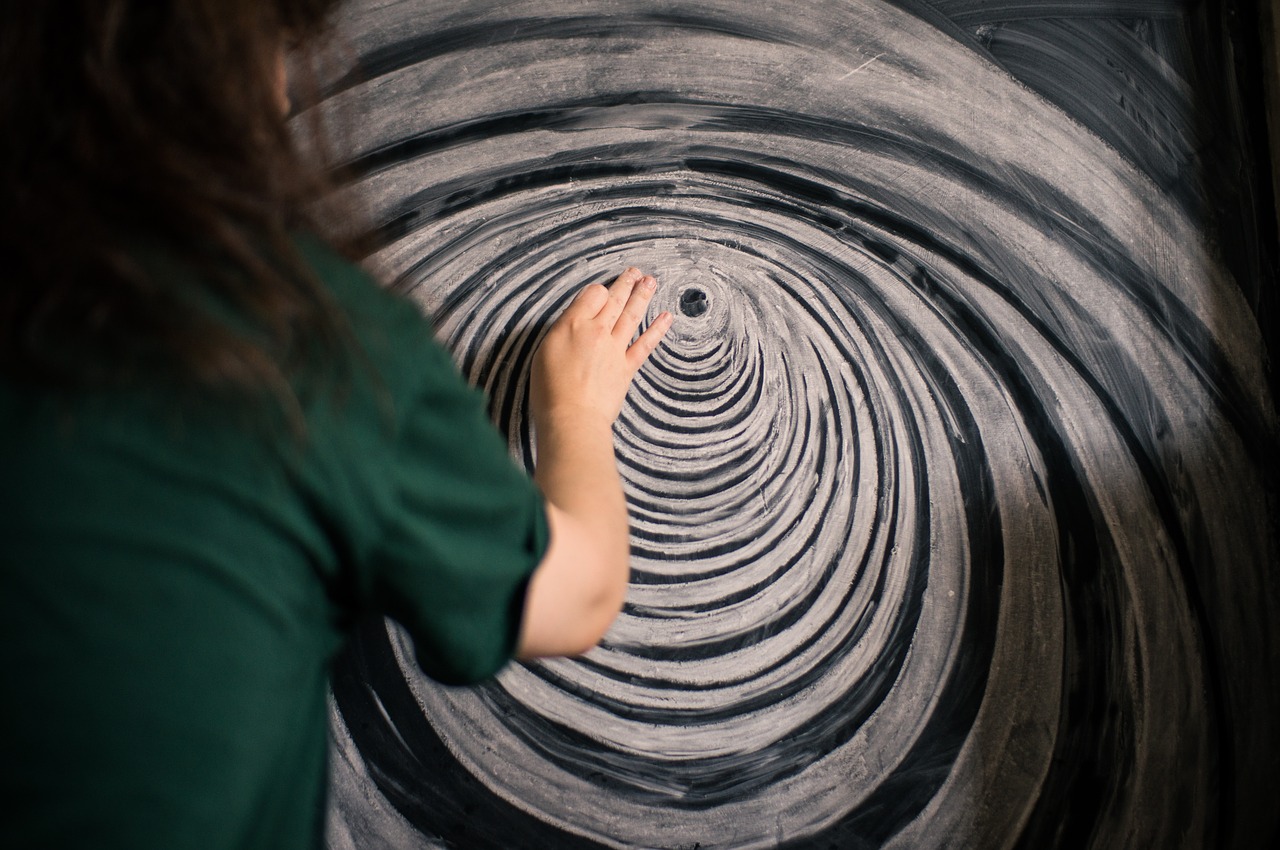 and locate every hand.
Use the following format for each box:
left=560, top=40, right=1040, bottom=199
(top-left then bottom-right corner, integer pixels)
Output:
left=530, top=268, right=673, bottom=431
